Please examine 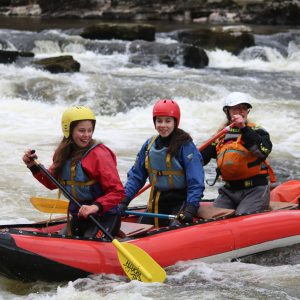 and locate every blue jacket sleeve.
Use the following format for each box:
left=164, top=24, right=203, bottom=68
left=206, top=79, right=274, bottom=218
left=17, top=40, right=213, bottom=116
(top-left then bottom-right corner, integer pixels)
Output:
left=124, top=139, right=150, bottom=200
left=178, top=141, right=205, bottom=209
